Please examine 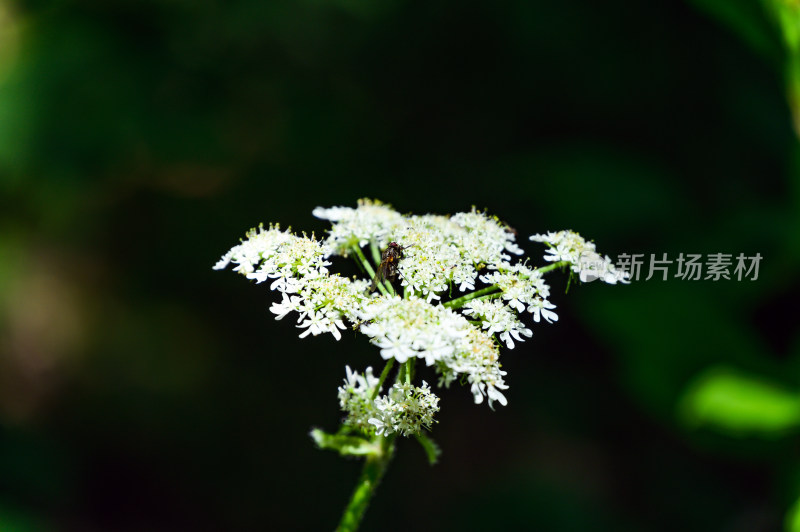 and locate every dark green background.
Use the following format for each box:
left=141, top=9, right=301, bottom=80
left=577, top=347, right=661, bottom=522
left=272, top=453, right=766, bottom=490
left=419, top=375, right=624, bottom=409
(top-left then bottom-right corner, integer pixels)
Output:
left=1, top=0, right=798, bottom=530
